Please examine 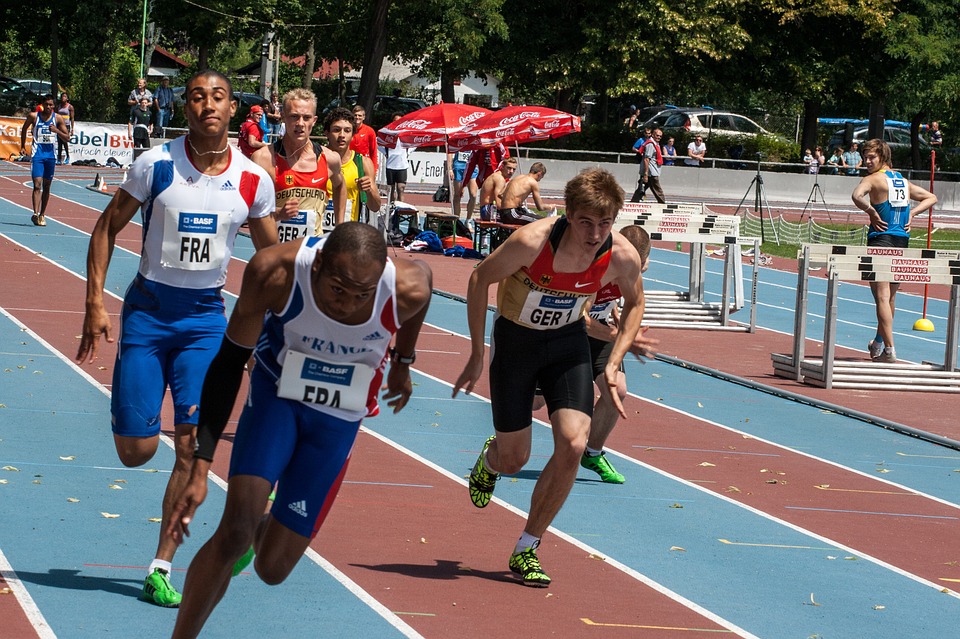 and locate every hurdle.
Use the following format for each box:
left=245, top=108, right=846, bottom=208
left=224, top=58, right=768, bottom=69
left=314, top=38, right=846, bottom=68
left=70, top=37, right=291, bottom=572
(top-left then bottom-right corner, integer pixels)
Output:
left=771, top=244, right=960, bottom=391
left=615, top=208, right=760, bottom=331
left=620, top=201, right=707, bottom=215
